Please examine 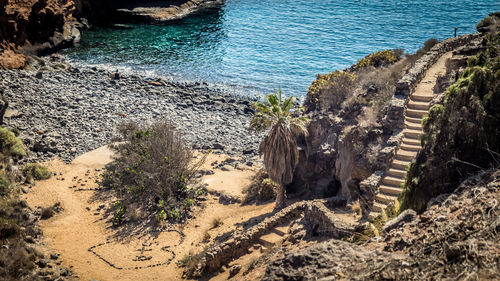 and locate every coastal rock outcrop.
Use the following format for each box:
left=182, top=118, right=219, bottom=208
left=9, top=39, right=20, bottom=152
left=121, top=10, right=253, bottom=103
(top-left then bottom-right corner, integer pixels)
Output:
left=0, top=0, right=84, bottom=68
